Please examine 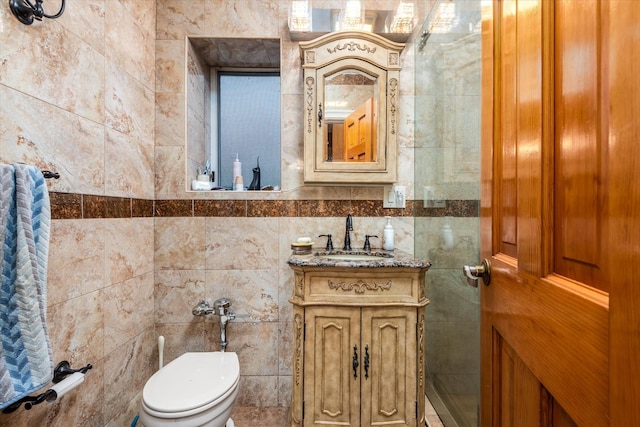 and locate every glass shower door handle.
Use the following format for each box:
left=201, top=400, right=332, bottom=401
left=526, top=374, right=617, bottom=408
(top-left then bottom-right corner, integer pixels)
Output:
left=463, top=259, right=491, bottom=287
